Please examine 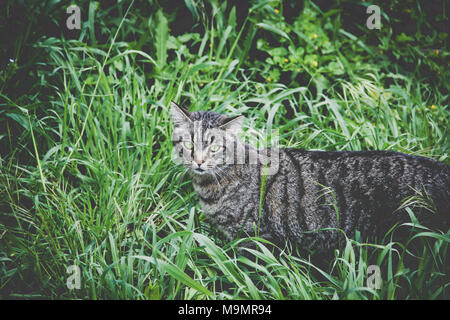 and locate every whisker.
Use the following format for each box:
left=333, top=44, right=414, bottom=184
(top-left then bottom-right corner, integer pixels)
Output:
left=212, top=171, right=222, bottom=189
